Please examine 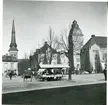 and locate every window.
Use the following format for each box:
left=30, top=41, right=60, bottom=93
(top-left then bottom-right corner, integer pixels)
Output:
left=11, top=63, right=14, bottom=70
left=76, top=57, right=80, bottom=62
left=93, top=50, right=98, bottom=53
left=77, top=64, right=80, bottom=68
left=4, top=63, right=8, bottom=69
left=102, top=53, right=107, bottom=61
